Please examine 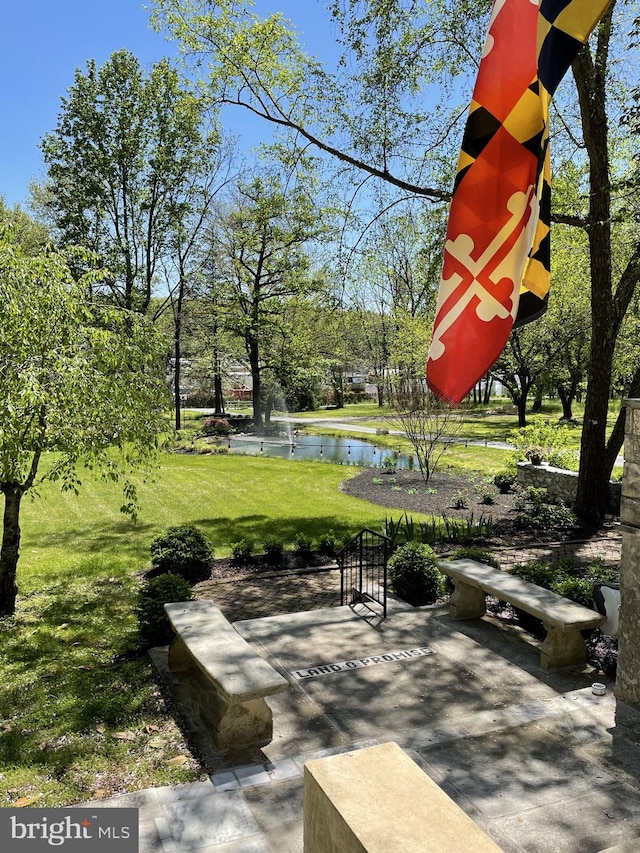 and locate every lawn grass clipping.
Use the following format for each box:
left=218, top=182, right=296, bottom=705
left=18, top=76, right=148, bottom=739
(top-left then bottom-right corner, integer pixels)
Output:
left=1, top=452, right=433, bottom=807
